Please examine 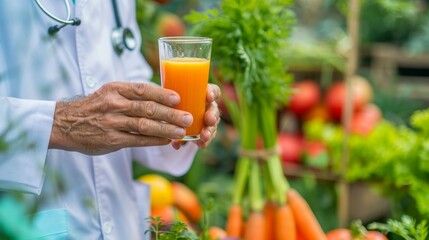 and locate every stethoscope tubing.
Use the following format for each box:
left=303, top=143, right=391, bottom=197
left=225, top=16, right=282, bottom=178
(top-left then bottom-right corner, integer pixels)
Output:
left=34, top=0, right=75, bottom=25
left=34, top=0, right=136, bottom=55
